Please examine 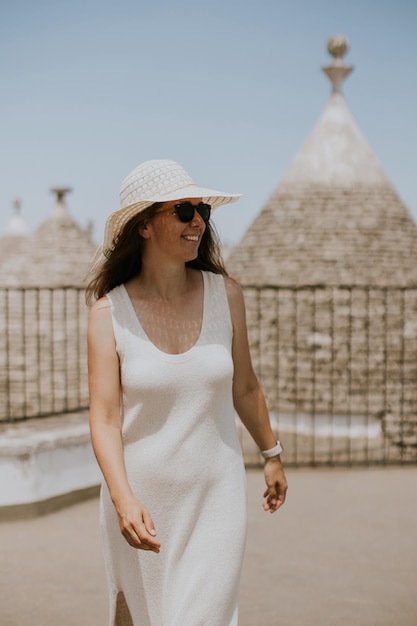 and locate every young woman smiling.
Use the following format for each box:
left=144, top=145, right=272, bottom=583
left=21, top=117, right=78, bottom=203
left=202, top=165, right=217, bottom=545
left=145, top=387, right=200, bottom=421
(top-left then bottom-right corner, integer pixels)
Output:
left=87, top=159, right=287, bottom=626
